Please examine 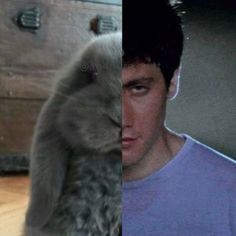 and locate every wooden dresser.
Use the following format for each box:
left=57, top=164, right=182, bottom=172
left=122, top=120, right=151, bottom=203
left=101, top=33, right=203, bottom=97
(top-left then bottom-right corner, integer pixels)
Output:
left=0, top=0, right=121, bottom=169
